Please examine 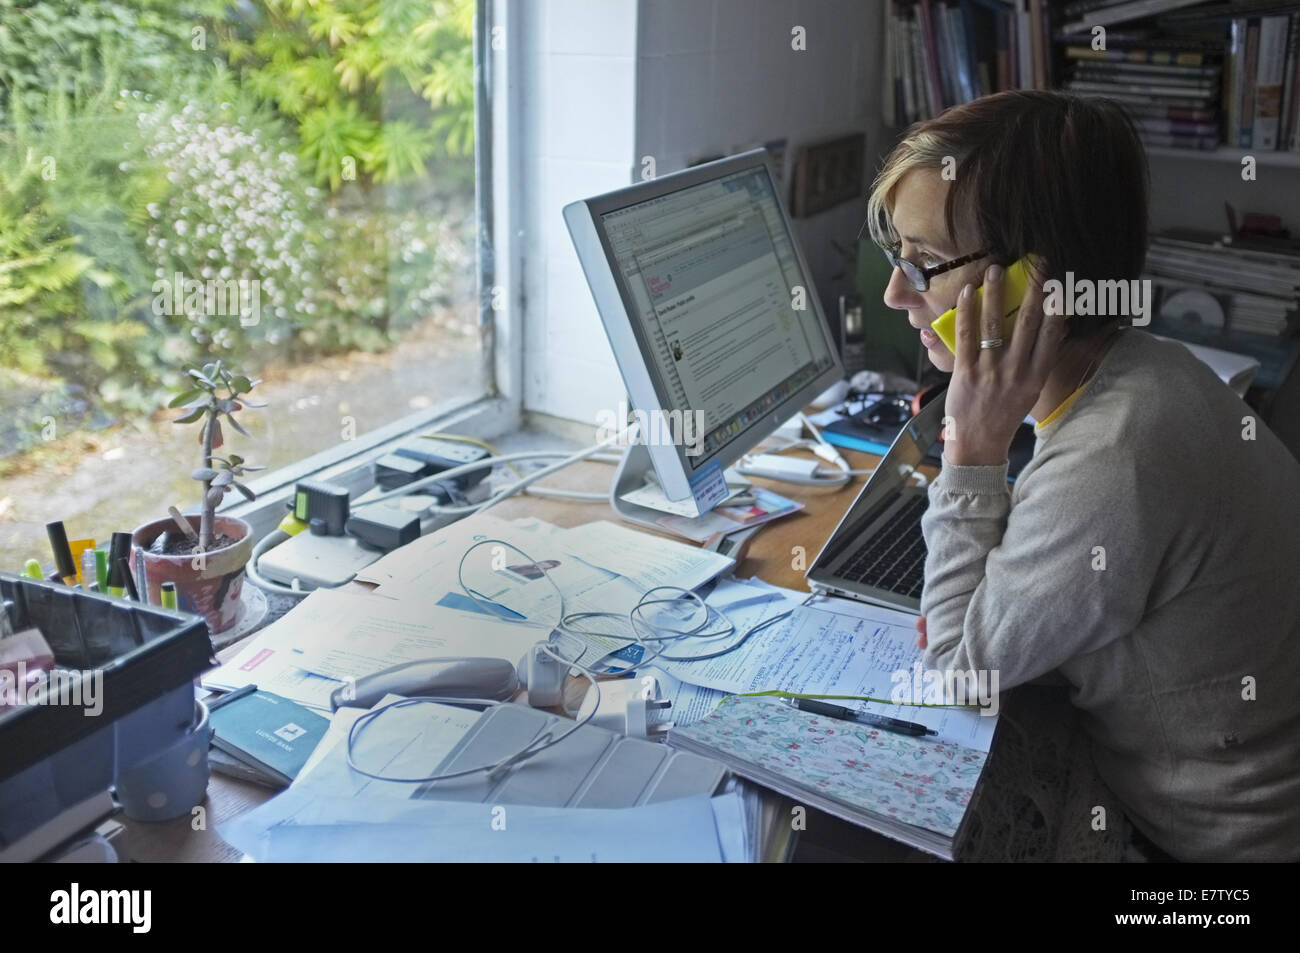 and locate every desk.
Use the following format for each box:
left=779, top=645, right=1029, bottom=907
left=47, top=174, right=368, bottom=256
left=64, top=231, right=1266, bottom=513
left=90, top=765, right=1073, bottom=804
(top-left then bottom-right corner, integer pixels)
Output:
left=120, top=441, right=940, bottom=862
